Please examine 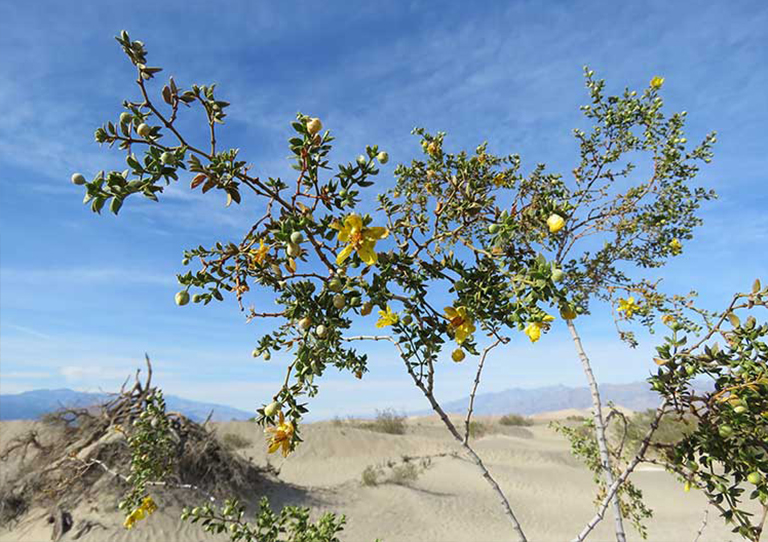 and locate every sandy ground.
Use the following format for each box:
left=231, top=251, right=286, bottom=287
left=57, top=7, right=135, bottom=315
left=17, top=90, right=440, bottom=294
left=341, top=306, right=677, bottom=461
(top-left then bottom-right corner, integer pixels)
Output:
left=0, top=413, right=751, bottom=542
